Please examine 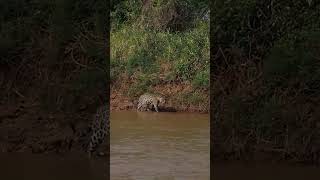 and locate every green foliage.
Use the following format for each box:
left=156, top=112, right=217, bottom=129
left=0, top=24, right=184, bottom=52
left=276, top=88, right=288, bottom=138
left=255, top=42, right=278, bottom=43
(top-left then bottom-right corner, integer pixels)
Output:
left=111, top=0, right=142, bottom=28
left=111, top=0, right=209, bottom=32
left=111, top=58, right=125, bottom=82
left=192, top=69, right=209, bottom=89
left=111, top=19, right=209, bottom=91
left=110, top=0, right=209, bottom=109
left=127, top=73, right=160, bottom=97
left=176, top=90, right=207, bottom=105
left=126, top=49, right=158, bottom=76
